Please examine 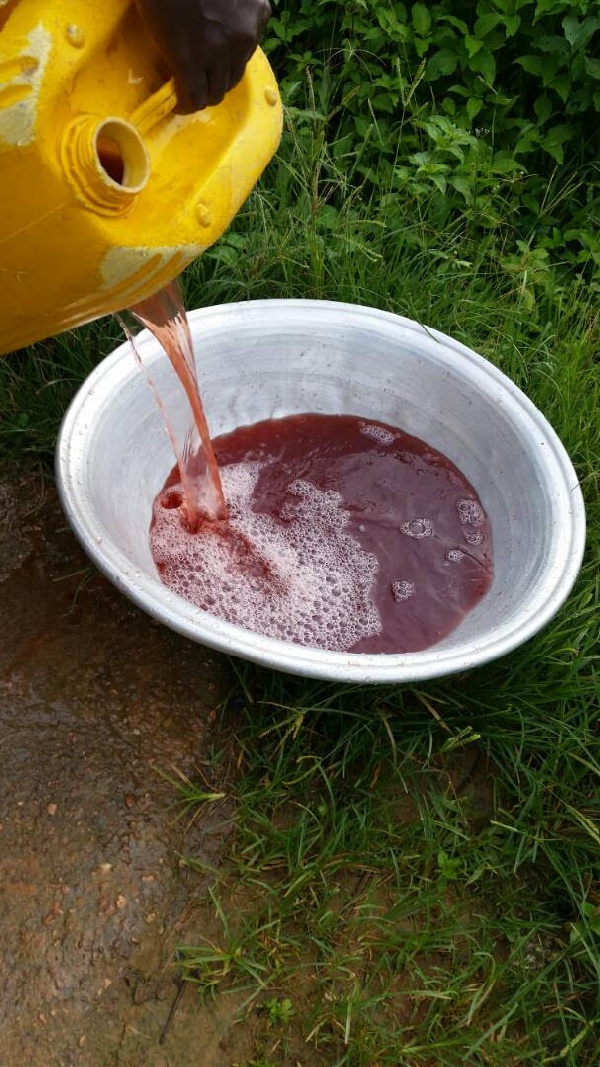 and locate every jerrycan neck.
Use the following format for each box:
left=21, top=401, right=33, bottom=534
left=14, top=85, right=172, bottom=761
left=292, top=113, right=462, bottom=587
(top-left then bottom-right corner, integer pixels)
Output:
left=59, top=78, right=179, bottom=217
left=61, top=114, right=151, bottom=216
